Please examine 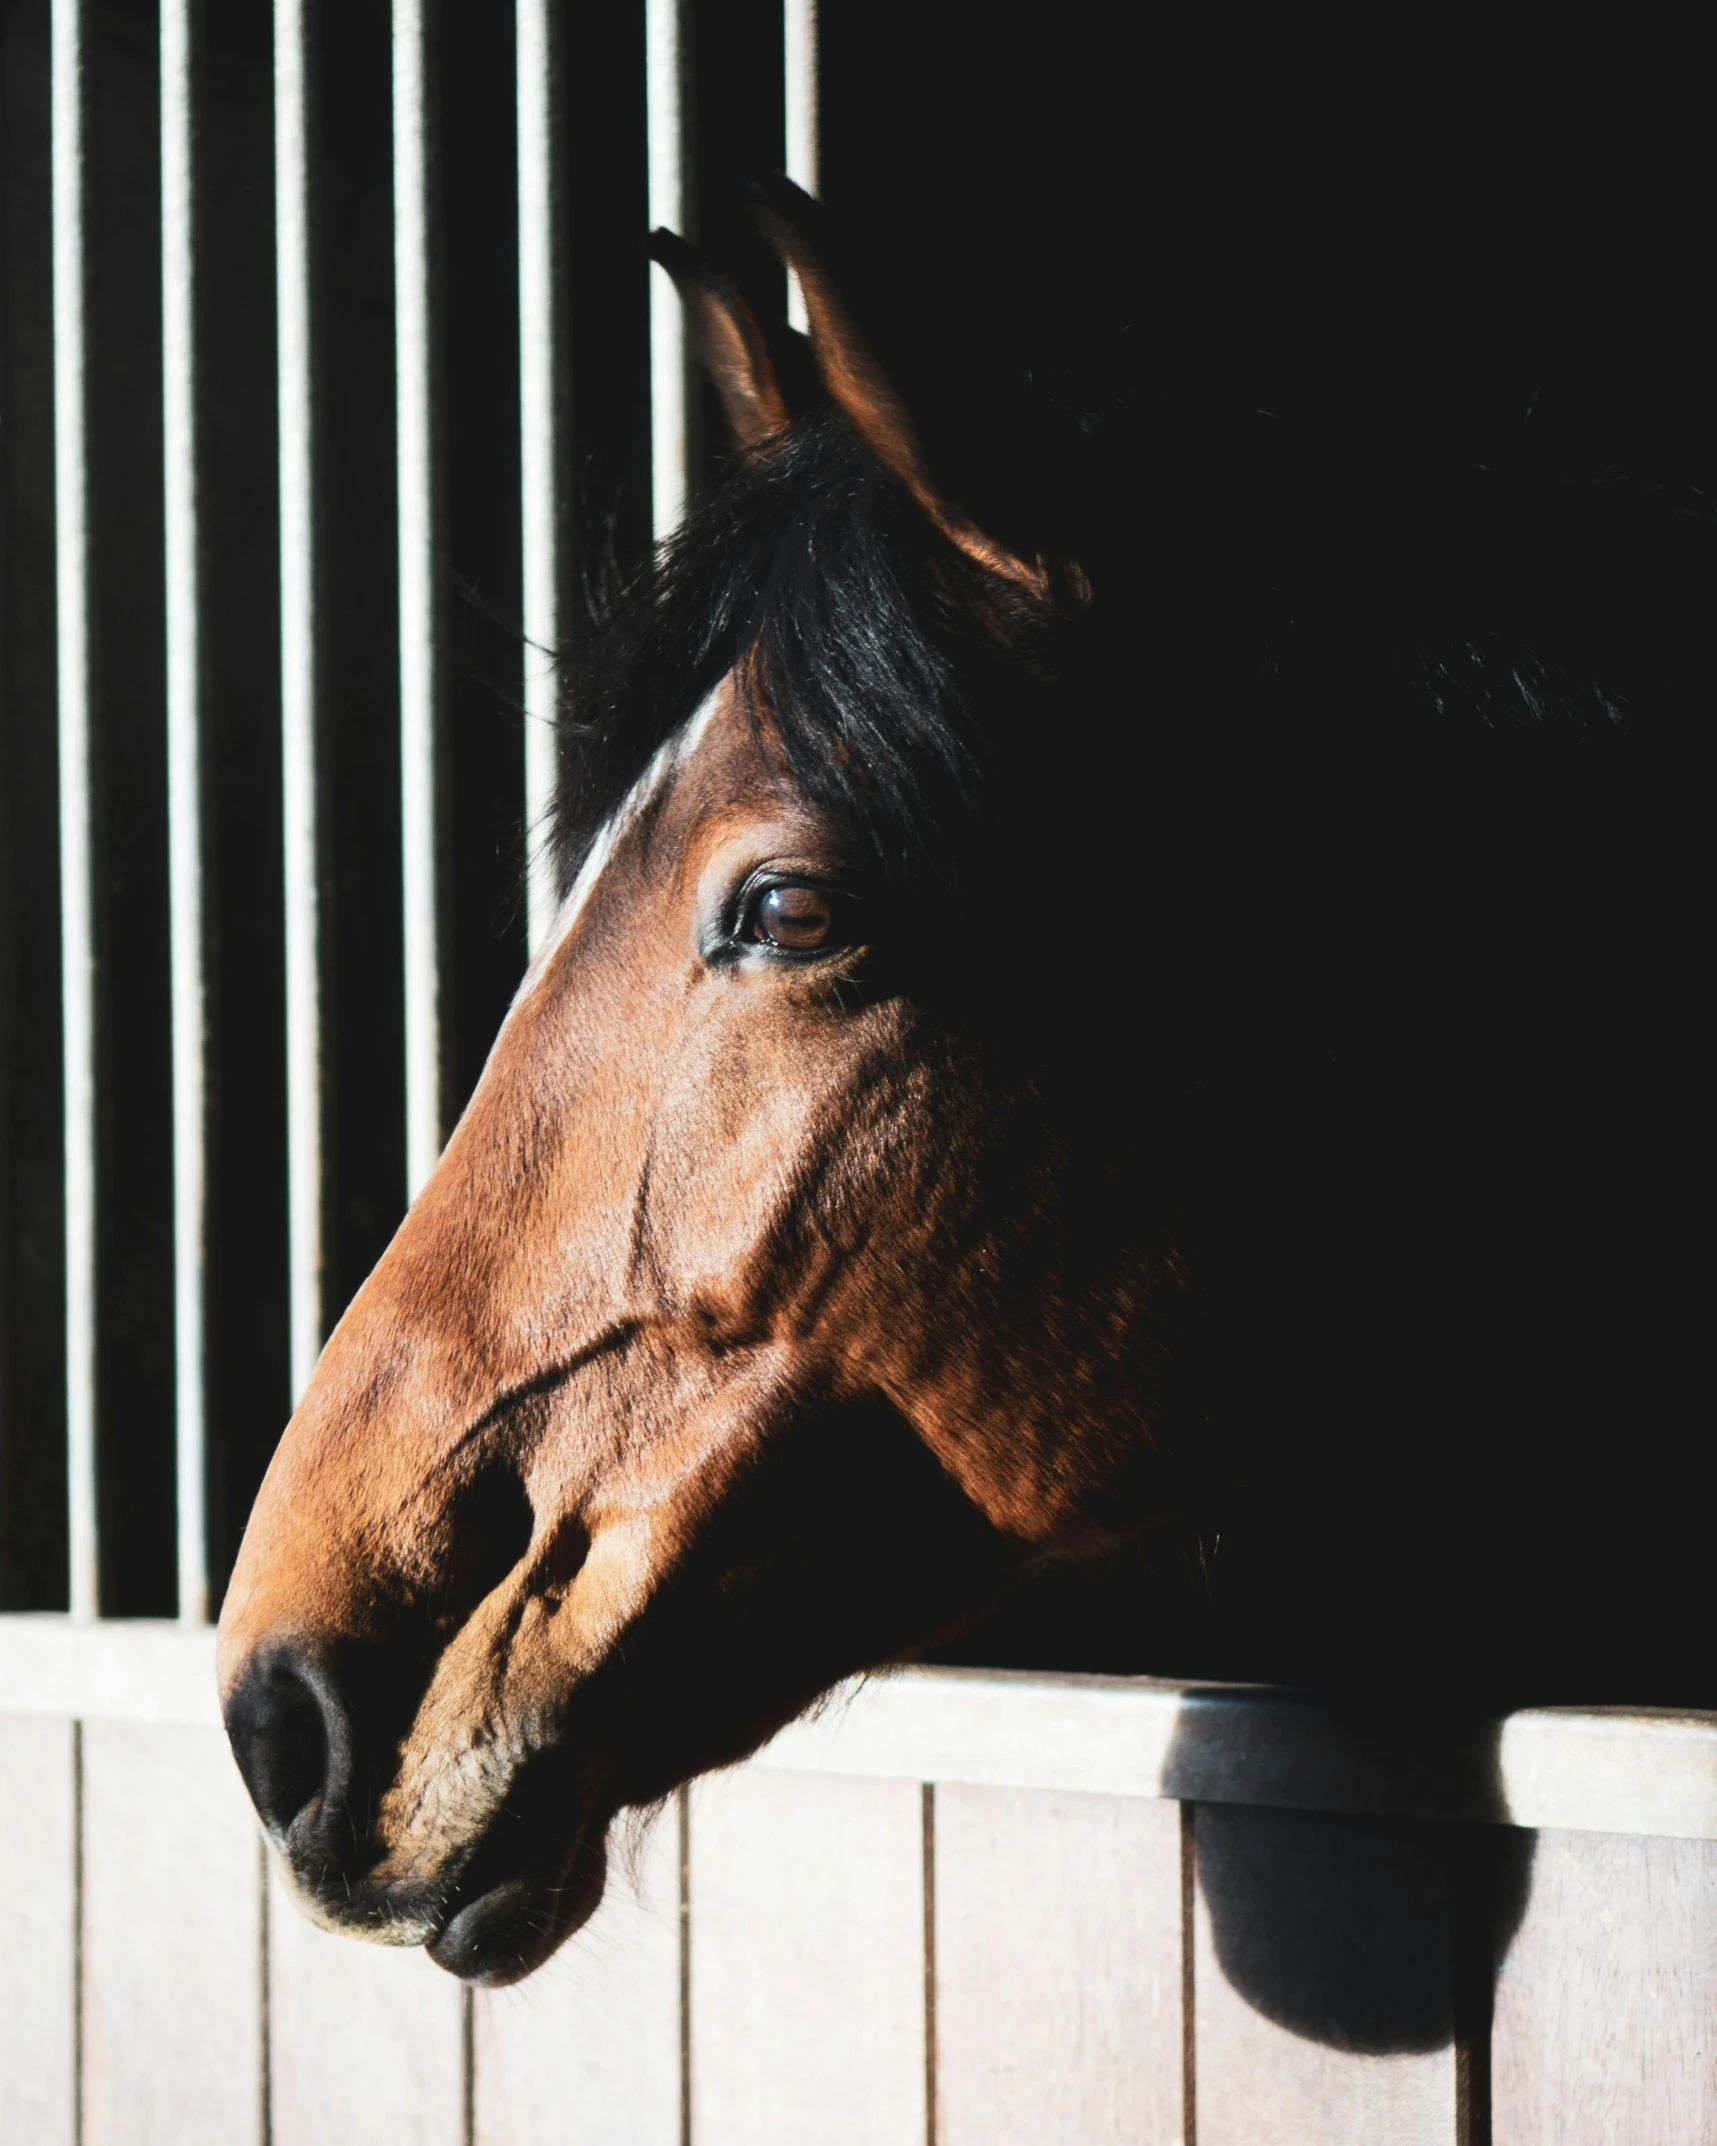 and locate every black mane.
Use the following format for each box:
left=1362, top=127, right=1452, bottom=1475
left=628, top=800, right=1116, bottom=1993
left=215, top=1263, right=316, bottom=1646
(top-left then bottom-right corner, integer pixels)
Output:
left=552, top=410, right=997, bottom=888
left=555, top=386, right=1711, bottom=903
